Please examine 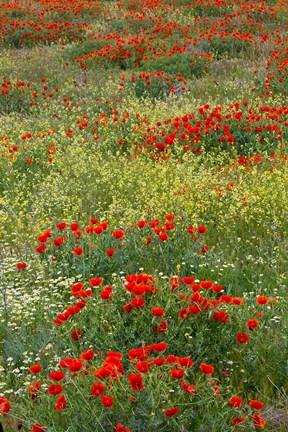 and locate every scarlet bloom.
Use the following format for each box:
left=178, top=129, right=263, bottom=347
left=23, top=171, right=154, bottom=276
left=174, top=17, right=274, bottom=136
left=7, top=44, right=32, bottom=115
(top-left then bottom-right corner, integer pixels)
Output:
left=197, top=226, right=207, bottom=234
left=151, top=307, right=165, bottom=317
left=112, top=229, right=125, bottom=239
left=128, top=374, right=144, bottom=391
left=35, top=244, right=46, bottom=254
left=152, top=342, right=167, bottom=352
left=228, top=396, right=243, bottom=409
left=181, top=381, right=196, bottom=395
left=31, top=424, right=46, bottom=432
left=73, top=247, right=83, bottom=256
left=16, top=262, right=27, bottom=270
left=81, top=349, right=95, bottom=361
left=236, top=331, right=250, bottom=344
left=91, top=382, right=105, bottom=397
left=154, top=320, right=168, bottom=333
left=154, top=357, right=165, bottom=366
left=159, top=232, right=169, bottom=241
left=68, top=359, right=82, bottom=372
left=70, top=223, right=79, bottom=231
left=48, top=384, right=63, bottom=395
left=252, top=413, right=266, bottom=429
left=115, top=424, right=130, bottom=432
left=182, top=276, right=195, bottom=284
left=199, top=363, right=214, bottom=375
left=246, top=319, right=259, bottom=330
left=131, top=297, right=145, bottom=309
left=101, top=395, right=114, bottom=407
left=256, top=296, right=268, bottom=305
left=164, top=406, right=179, bottom=417
left=49, top=371, right=65, bottom=381
left=56, top=222, right=66, bottom=230
left=106, top=248, right=115, bottom=257
left=232, top=416, right=245, bottom=426
left=27, top=381, right=41, bottom=394
left=89, top=277, right=103, bottom=287
left=250, top=400, right=264, bottom=410
left=169, top=367, right=185, bottom=379
left=53, top=237, right=66, bottom=247
left=29, top=364, right=42, bottom=374
left=55, top=394, right=66, bottom=411
left=136, top=361, right=150, bottom=373
left=71, top=329, right=82, bottom=341
left=213, top=310, right=229, bottom=323
left=0, top=396, right=11, bottom=414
